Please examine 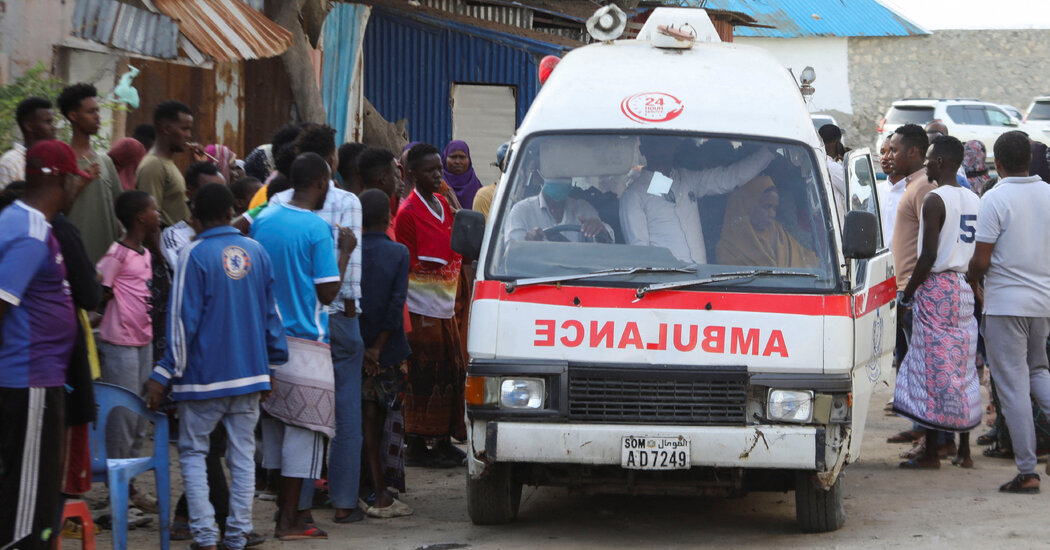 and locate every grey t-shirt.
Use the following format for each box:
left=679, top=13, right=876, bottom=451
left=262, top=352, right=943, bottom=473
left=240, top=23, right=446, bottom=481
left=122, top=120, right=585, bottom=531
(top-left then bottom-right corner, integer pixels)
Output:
left=975, top=175, right=1050, bottom=317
